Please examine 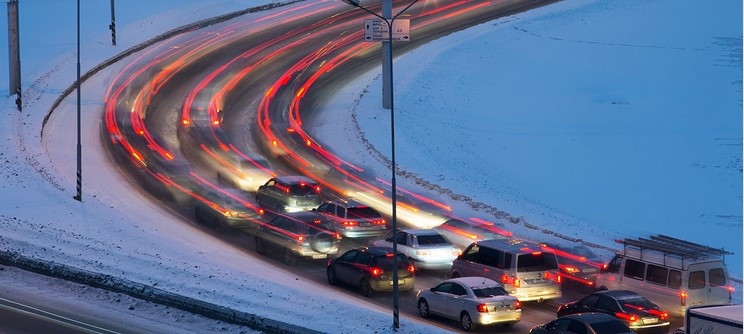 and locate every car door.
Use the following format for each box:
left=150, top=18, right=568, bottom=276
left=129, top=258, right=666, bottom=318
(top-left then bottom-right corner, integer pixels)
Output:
left=394, top=231, right=413, bottom=258
left=425, top=282, right=454, bottom=317
left=332, top=250, right=359, bottom=285
left=443, top=282, right=469, bottom=317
